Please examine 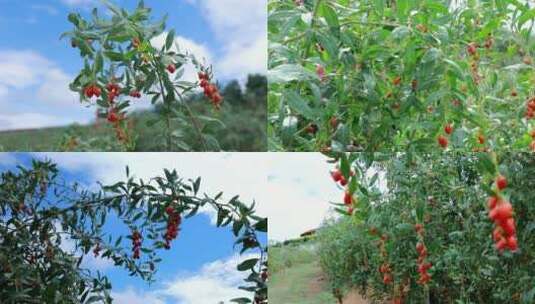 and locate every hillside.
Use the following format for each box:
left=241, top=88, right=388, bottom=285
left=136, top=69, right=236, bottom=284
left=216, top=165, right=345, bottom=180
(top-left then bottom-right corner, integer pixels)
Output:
left=0, top=75, right=266, bottom=152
